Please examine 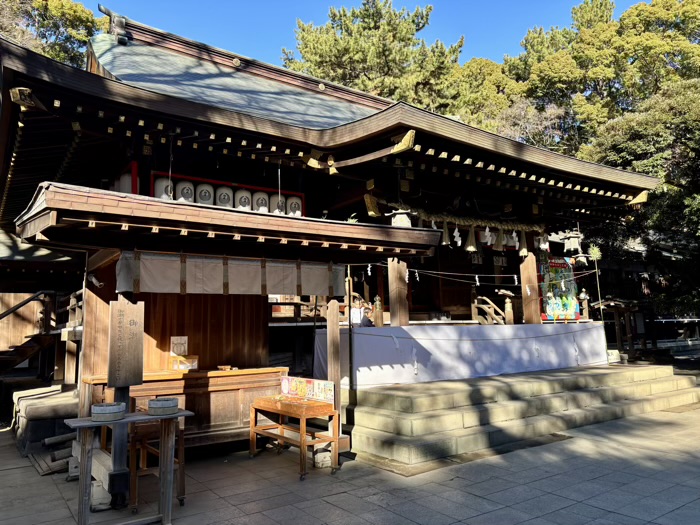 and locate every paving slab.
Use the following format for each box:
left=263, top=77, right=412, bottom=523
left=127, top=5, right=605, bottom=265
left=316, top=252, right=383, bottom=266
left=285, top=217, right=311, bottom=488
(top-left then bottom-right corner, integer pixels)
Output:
left=3, top=402, right=700, bottom=524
